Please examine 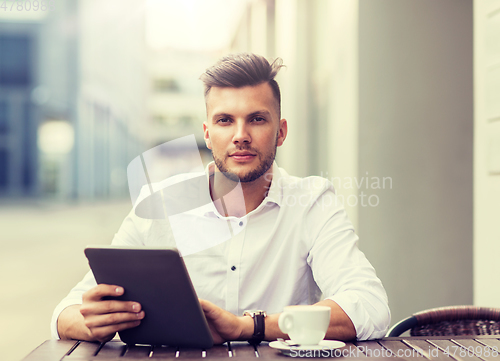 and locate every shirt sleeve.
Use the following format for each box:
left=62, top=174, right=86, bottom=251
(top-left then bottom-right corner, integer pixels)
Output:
left=50, top=207, right=150, bottom=339
left=305, top=186, right=391, bottom=340
left=50, top=270, right=97, bottom=339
